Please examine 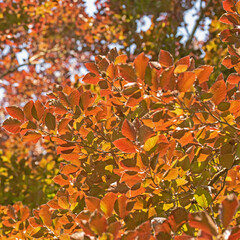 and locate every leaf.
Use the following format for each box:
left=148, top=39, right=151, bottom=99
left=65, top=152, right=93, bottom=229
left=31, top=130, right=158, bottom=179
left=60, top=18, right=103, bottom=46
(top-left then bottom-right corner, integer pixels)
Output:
left=39, top=205, right=52, bottom=227
left=69, top=89, right=80, bottom=107
left=219, top=13, right=240, bottom=25
left=223, top=0, right=236, bottom=13
left=2, top=118, right=21, bottom=133
left=53, top=174, right=69, bottom=186
left=61, top=164, right=79, bottom=175
left=100, top=192, right=117, bottom=217
left=45, top=112, right=56, bottom=130
left=195, top=65, right=214, bottom=84
left=23, top=131, right=42, bottom=143
left=229, top=227, right=240, bottom=240
left=188, top=211, right=218, bottom=236
left=30, top=227, right=47, bottom=238
left=118, top=64, right=137, bottom=82
left=134, top=52, right=149, bottom=80
left=143, top=135, right=158, bottom=151
left=136, top=221, right=151, bottom=240
left=164, top=168, right=178, bottom=181
left=58, top=196, right=69, bottom=209
left=33, top=100, right=45, bottom=121
left=89, top=211, right=107, bottom=235
left=118, top=194, right=128, bottom=218
left=210, top=79, right=227, bottom=105
left=158, top=50, right=174, bottom=68
left=227, top=73, right=240, bottom=84
left=82, top=72, right=100, bottom=84
left=177, top=71, right=196, bottom=92
left=122, top=119, right=136, bottom=141
left=159, top=66, right=175, bottom=89
left=221, top=194, right=239, bottom=228
left=23, top=101, right=34, bottom=120
left=85, top=196, right=101, bottom=212
left=113, top=138, right=137, bottom=153
left=20, top=206, right=30, bottom=222
left=167, top=208, right=188, bottom=232
left=194, top=188, right=212, bottom=208
left=6, top=106, right=24, bottom=121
